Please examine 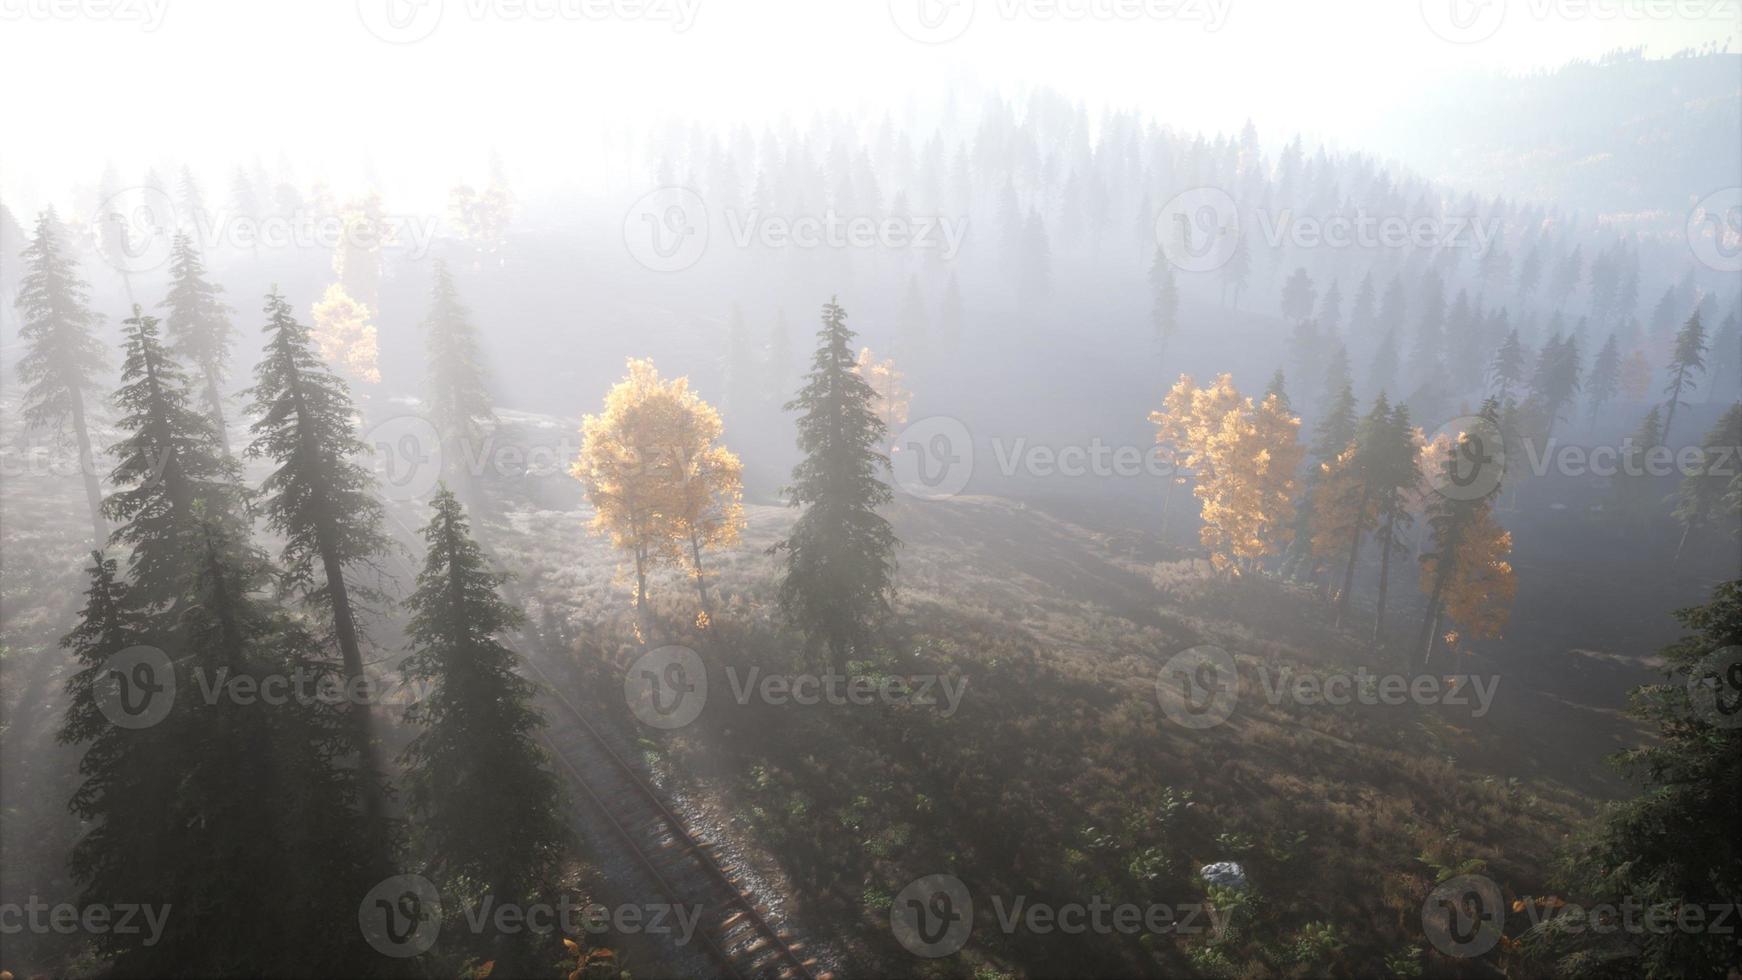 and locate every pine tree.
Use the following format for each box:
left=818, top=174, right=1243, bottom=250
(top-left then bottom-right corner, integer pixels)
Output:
left=1280, top=266, right=1316, bottom=323
left=423, top=261, right=496, bottom=506
left=162, top=514, right=384, bottom=976
left=1348, top=272, right=1377, bottom=338
left=778, top=298, right=898, bottom=670
left=1489, top=328, right=1527, bottom=402
left=1551, top=581, right=1742, bottom=978
left=103, top=307, right=248, bottom=612
left=1371, top=402, right=1420, bottom=644
left=57, top=552, right=175, bottom=969
left=15, top=209, right=108, bottom=546
left=160, top=232, right=237, bottom=454
left=1528, top=333, right=1583, bottom=439
left=1672, top=403, right=1742, bottom=558
left=1264, top=368, right=1291, bottom=414
left=1317, top=278, right=1343, bottom=336
left=1149, top=246, right=1179, bottom=350
left=1614, top=406, right=1666, bottom=529
left=1585, top=333, right=1622, bottom=424
left=73, top=427, right=383, bottom=975
left=1661, top=311, right=1708, bottom=443
left=401, top=487, right=564, bottom=973
left=1221, top=234, right=1251, bottom=309
left=1368, top=326, right=1400, bottom=396
left=725, top=302, right=756, bottom=420
left=1417, top=400, right=1513, bottom=662
left=1320, top=394, right=1392, bottom=626
left=245, top=287, right=394, bottom=818
left=939, top=274, right=964, bottom=352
